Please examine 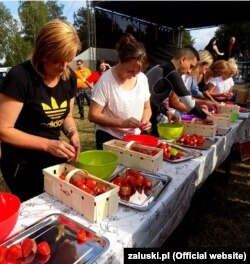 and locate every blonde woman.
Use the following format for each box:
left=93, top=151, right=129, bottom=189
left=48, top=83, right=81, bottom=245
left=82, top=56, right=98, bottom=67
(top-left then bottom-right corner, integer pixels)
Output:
left=198, top=59, right=230, bottom=101
left=208, top=58, right=238, bottom=102
left=0, top=19, right=82, bottom=201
